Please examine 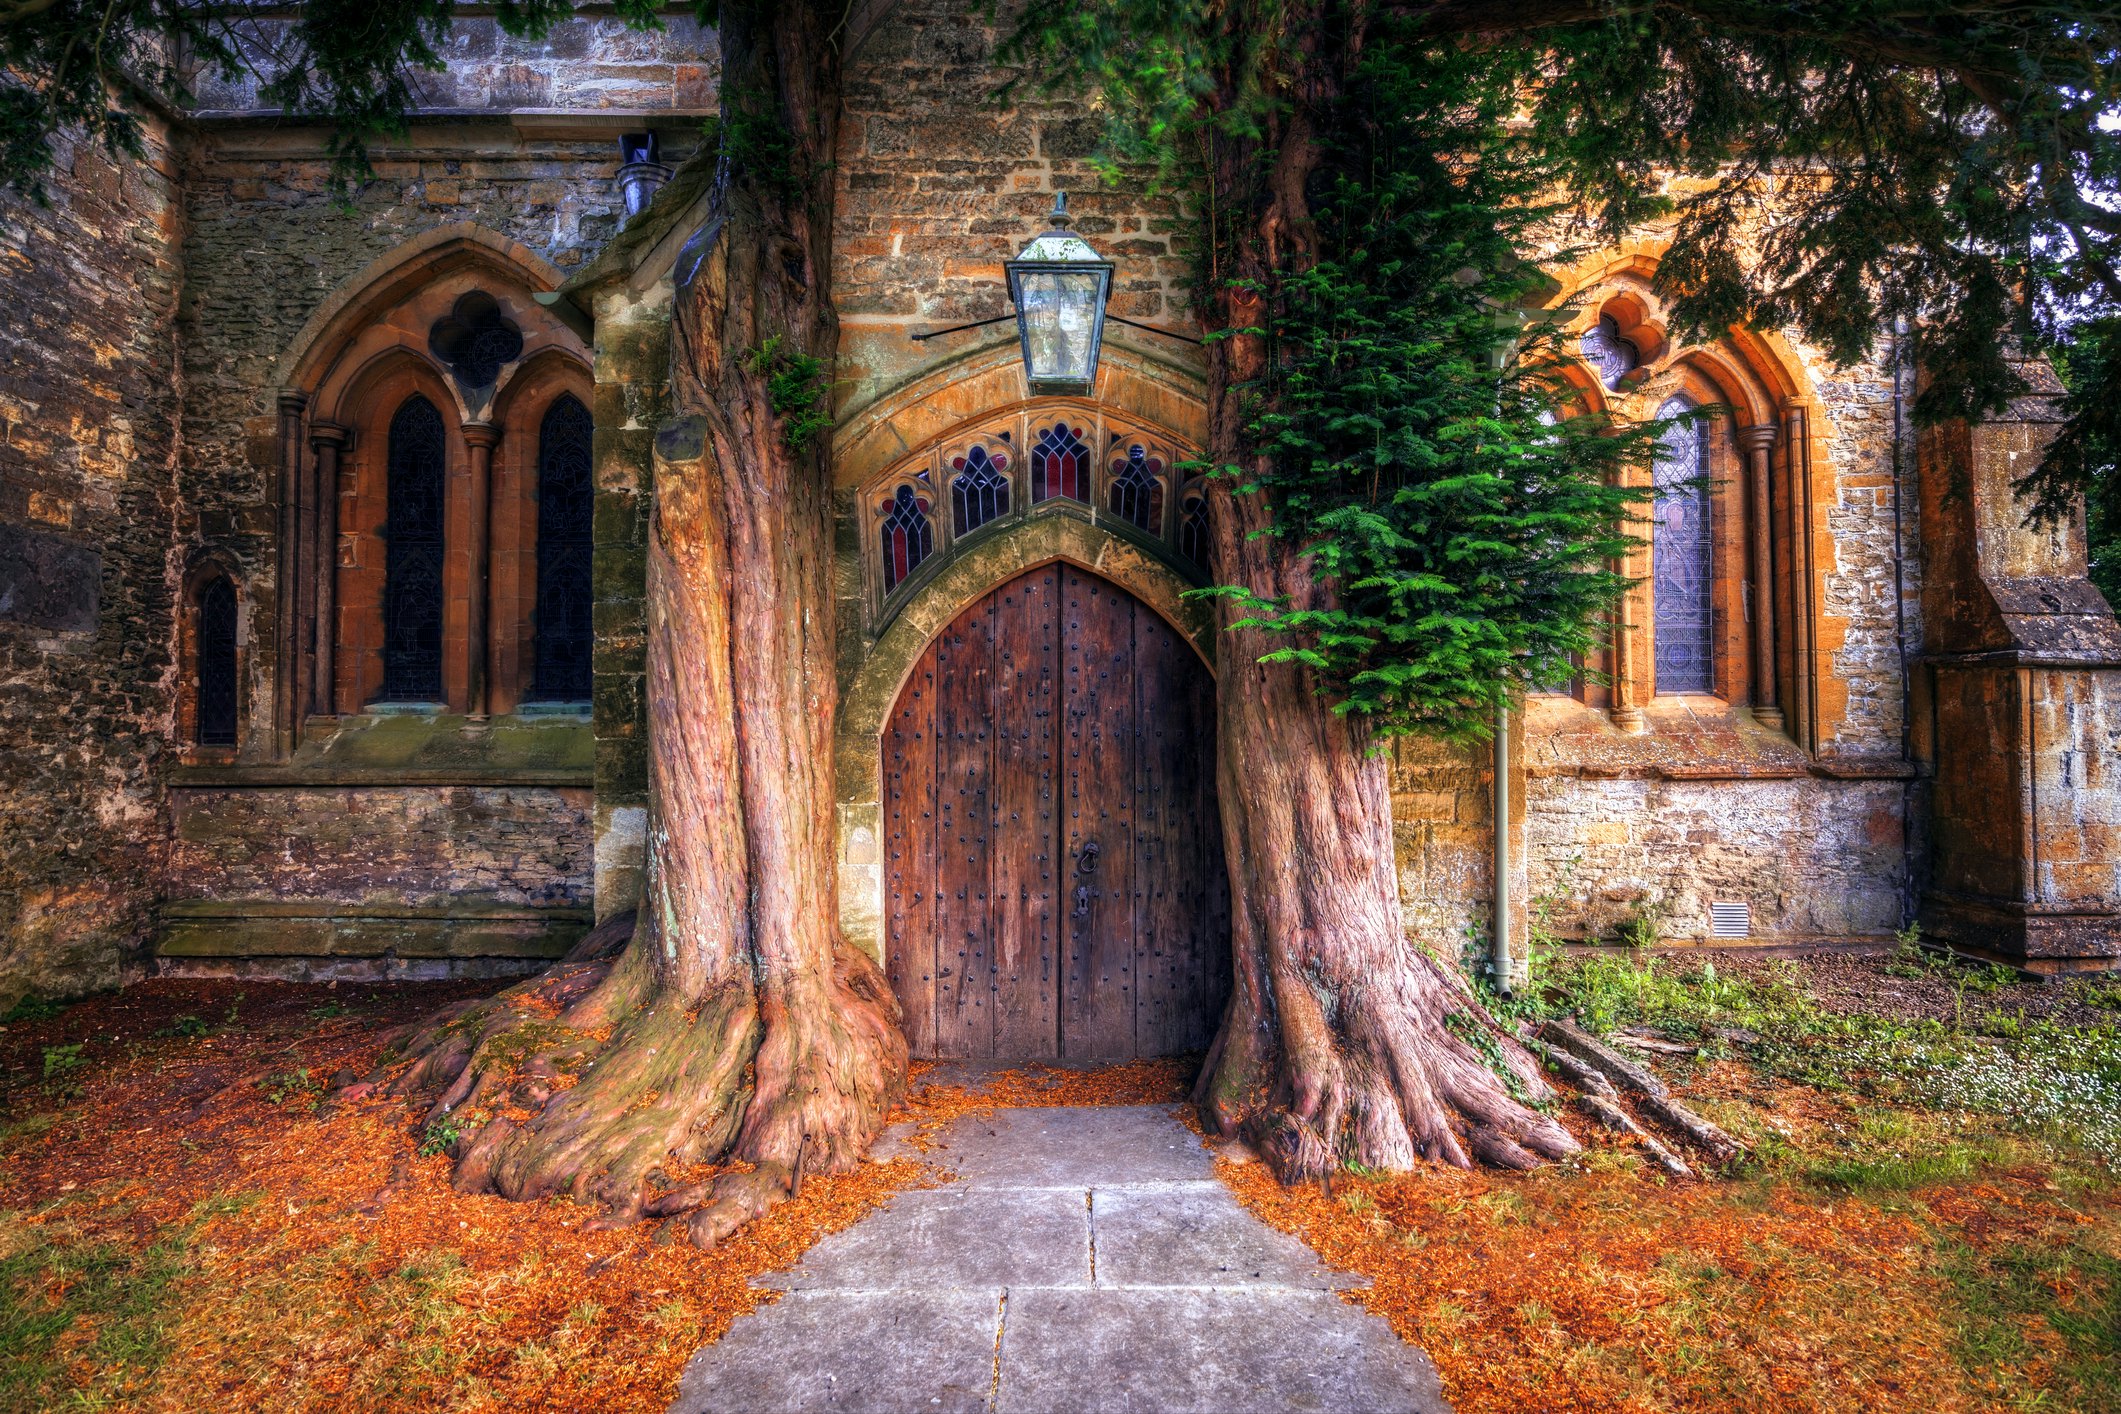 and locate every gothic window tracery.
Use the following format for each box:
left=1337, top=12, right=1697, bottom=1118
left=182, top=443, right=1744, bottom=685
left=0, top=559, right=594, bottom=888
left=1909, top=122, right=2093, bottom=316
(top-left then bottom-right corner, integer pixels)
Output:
left=381, top=394, right=447, bottom=701
left=1581, top=314, right=1639, bottom=389
left=879, top=483, right=935, bottom=592
left=532, top=394, right=594, bottom=701
left=428, top=291, right=524, bottom=390
left=1107, top=443, right=1166, bottom=534
left=1652, top=396, right=1714, bottom=694
left=1177, top=488, right=1211, bottom=570
left=861, top=409, right=1205, bottom=620
left=950, top=444, right=1011, bottom=536
left=1031, top=422, right=1090, bottom=504
left=196, top=575, right=238, bottom=746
